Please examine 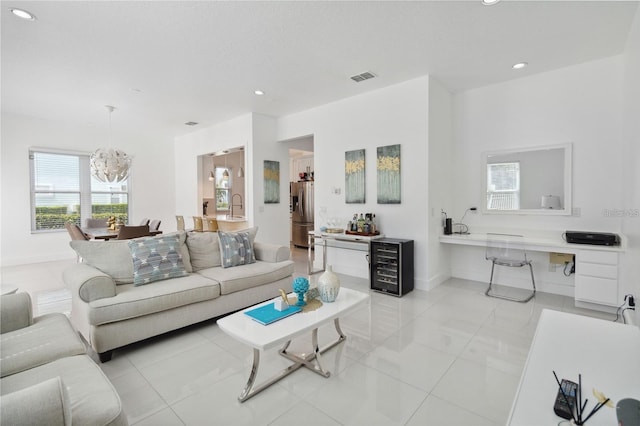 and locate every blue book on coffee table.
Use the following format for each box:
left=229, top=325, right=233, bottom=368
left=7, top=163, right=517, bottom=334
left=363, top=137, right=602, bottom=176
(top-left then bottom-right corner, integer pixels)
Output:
left=244, top=303, right=302, bottom=325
